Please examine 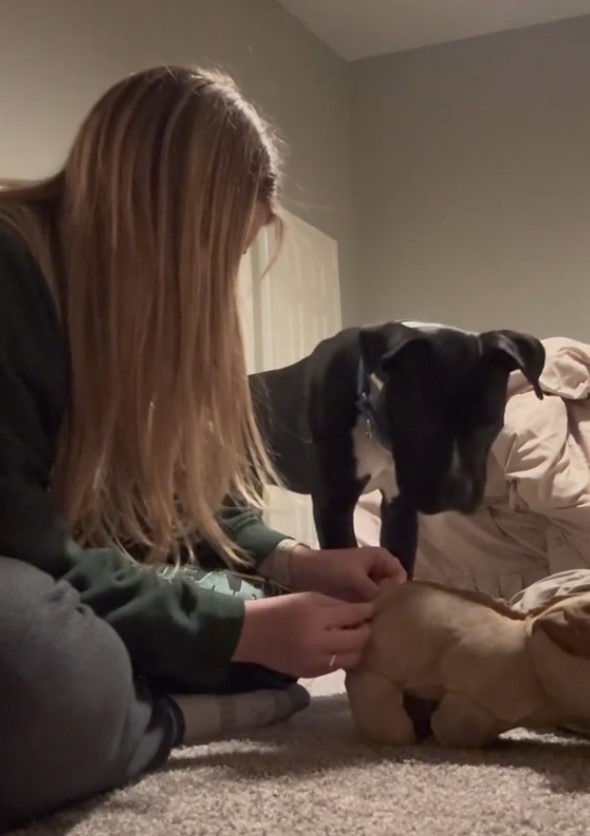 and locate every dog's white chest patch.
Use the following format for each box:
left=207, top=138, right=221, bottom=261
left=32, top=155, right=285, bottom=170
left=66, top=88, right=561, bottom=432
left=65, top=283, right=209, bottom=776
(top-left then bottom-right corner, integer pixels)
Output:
left=352, top=419, right=398, bottom=501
